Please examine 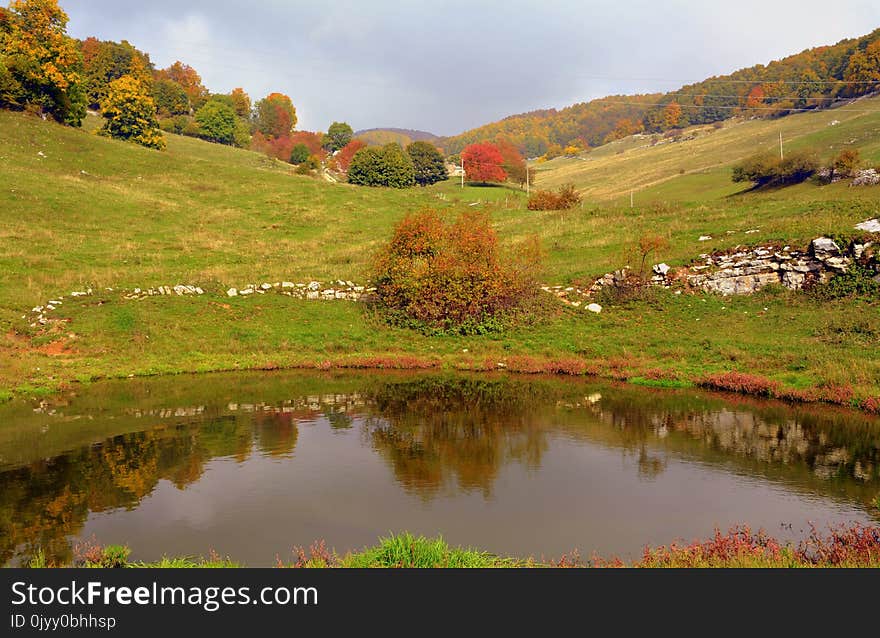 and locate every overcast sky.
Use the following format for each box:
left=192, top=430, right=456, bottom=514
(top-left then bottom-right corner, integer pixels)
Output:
left=62, top=0, right=880, bottom=136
